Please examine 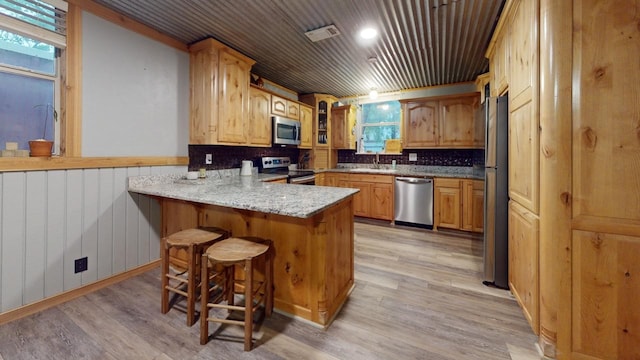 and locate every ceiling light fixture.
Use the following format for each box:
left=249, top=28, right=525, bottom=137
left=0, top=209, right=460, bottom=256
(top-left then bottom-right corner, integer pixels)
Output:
left=360, top=27, right=378, bottom=40
left=369, top=89, right=378, bottom=99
